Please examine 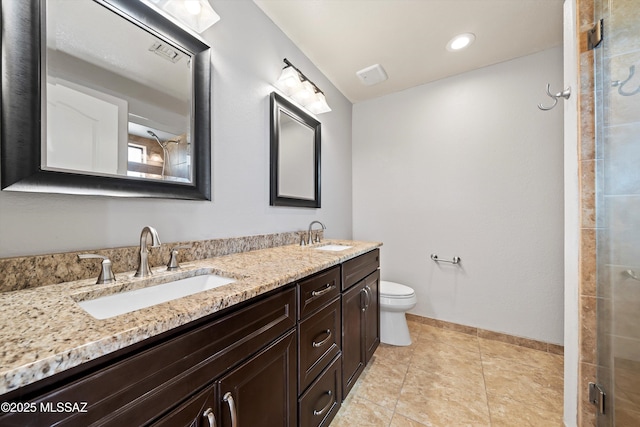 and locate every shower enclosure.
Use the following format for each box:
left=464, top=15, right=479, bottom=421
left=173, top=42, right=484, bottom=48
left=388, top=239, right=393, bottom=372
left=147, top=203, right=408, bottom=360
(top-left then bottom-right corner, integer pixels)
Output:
left=594, top=0, right=640, bottom=425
